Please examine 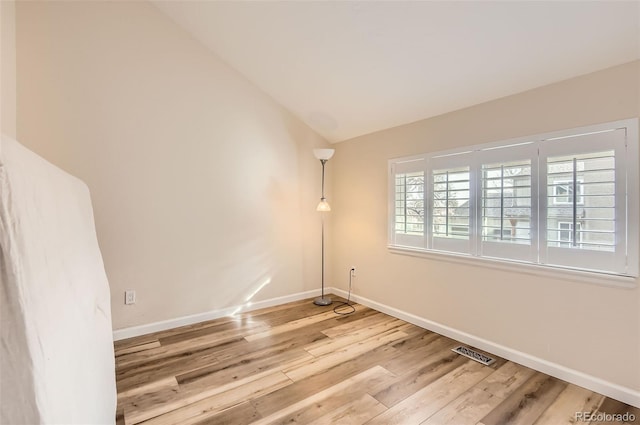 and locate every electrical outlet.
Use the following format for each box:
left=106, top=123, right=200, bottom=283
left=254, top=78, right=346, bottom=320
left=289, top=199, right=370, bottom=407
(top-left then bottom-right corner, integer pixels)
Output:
left=125, top=290, right=136, bottom=305
left=350, top=267, right=356, bottom=277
